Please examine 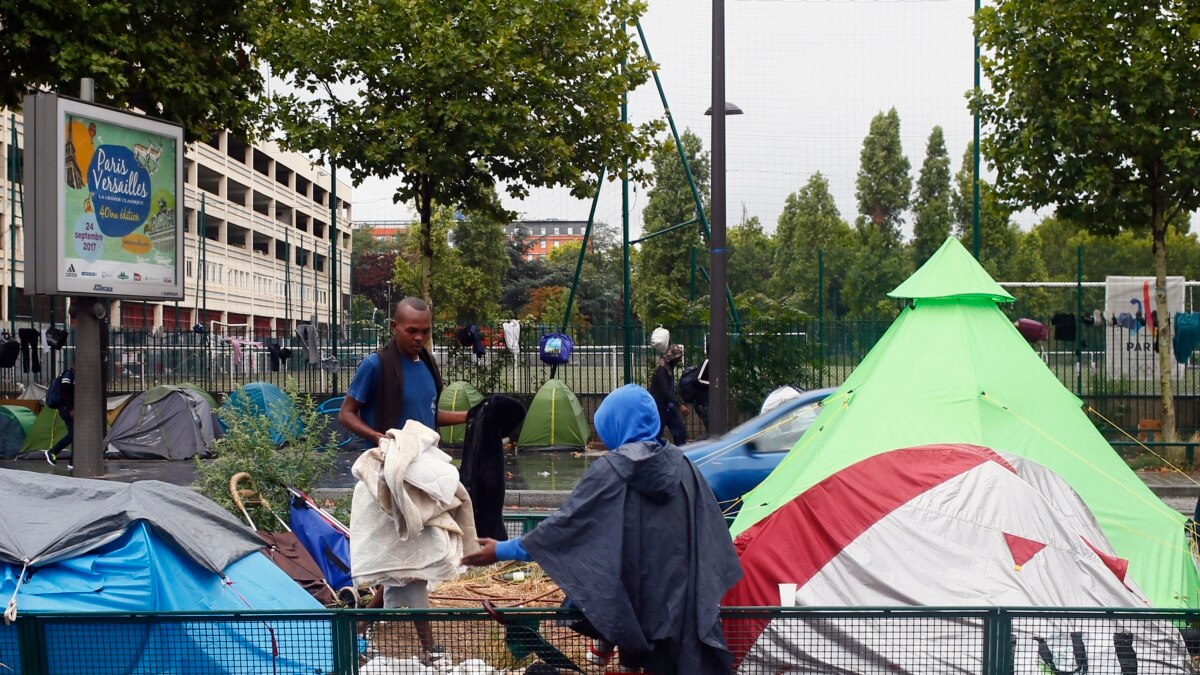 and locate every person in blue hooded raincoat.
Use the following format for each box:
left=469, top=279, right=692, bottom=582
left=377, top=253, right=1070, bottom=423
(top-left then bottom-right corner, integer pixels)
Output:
left=462, top=384, right=742, bottom=674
